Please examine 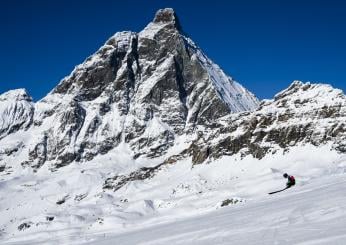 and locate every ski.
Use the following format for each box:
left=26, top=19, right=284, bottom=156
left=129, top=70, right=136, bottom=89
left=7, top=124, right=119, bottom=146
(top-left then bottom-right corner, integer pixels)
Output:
left=268, top=187, right=289, bottom=195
